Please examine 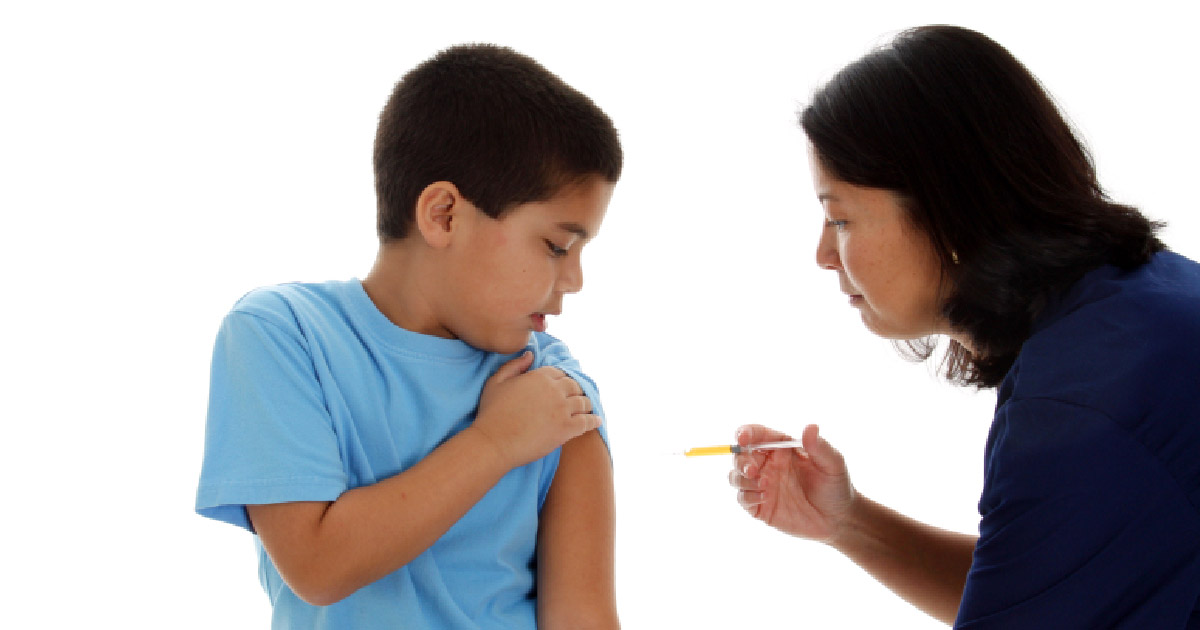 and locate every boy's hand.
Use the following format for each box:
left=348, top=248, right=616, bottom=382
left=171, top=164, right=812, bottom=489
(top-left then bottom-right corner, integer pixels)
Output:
left=472, top=351, right=601, bottom=468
